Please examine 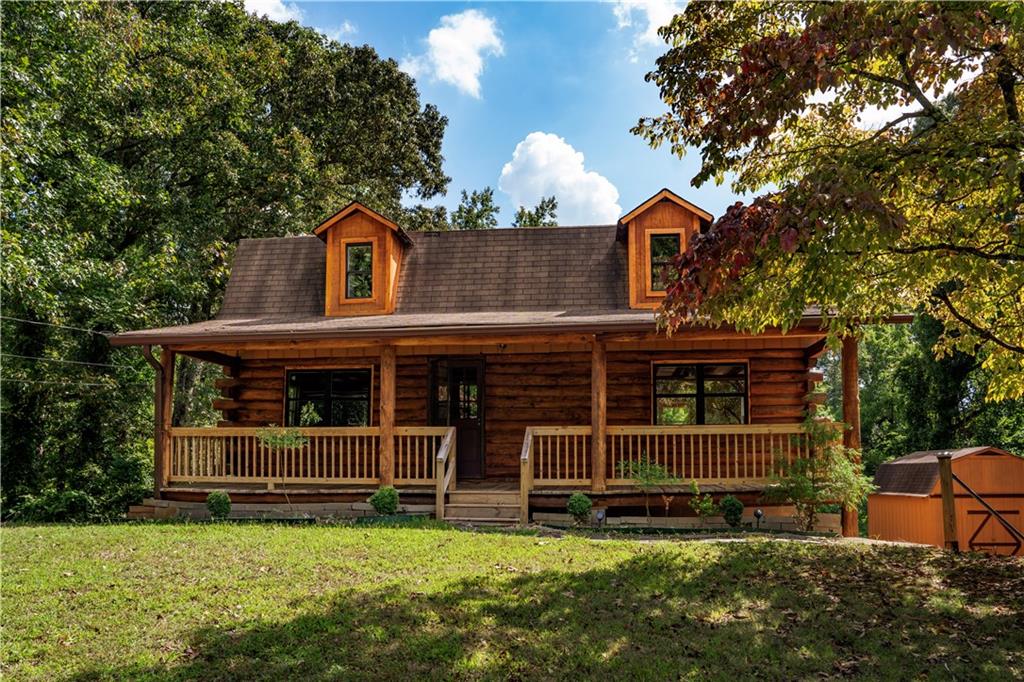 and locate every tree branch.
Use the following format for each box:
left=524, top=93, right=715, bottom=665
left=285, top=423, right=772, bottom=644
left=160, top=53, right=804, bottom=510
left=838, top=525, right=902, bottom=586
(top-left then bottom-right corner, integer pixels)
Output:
left=934, top=291, right=1024, bottom=355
